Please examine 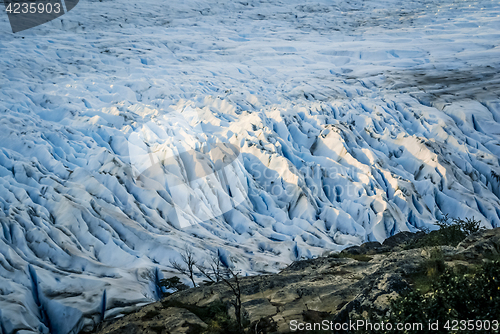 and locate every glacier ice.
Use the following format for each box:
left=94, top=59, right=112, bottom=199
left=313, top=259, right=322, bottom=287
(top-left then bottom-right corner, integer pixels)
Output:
left=0, top=0, right=500, bottom=332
